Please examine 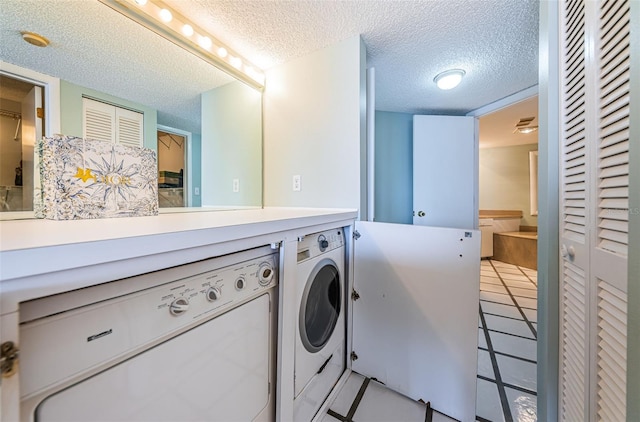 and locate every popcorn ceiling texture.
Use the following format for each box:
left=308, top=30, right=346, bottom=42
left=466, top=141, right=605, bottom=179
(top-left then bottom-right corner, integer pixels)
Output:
left=0, top=0, right=234, bottom=135
left=1, top=0, right=538, bottom=130
left=166, top=0, right=539, bottom=114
